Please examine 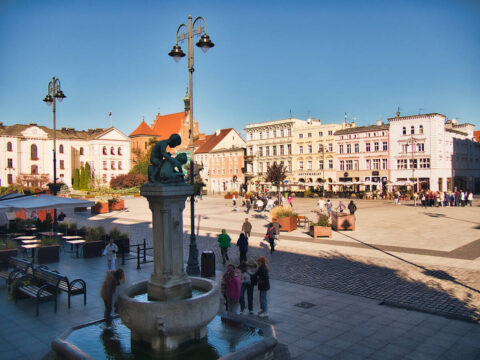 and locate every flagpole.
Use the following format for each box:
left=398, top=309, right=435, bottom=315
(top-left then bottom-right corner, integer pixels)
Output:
left=109, top=111, right=112, bottom=127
